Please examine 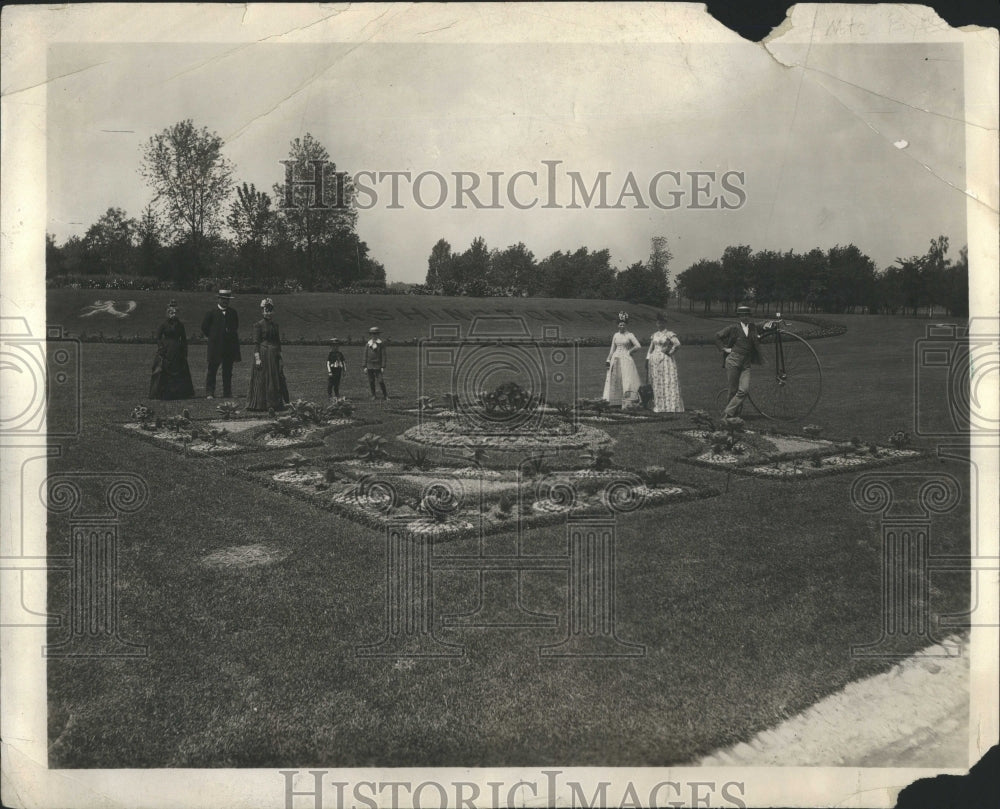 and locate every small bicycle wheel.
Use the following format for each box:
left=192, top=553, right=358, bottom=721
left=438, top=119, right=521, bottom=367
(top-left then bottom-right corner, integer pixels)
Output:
left=748, top=329, right=822, bottom=421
